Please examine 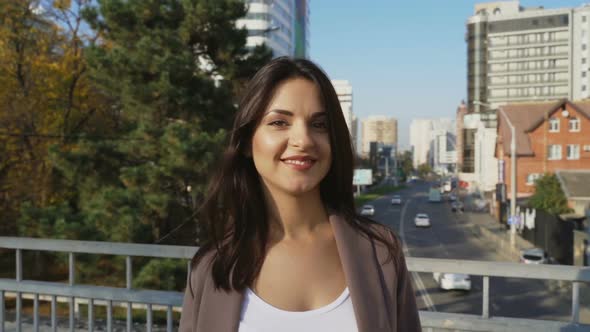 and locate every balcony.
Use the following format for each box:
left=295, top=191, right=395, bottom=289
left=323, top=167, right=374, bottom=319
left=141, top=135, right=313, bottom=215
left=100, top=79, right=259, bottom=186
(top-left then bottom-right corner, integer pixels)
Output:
left=488, top=66, right=568, bottom=76
left=488, top=52, right=569, bottom=63
left=0, top=237, right=589, bottom=331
